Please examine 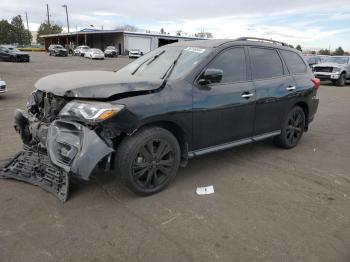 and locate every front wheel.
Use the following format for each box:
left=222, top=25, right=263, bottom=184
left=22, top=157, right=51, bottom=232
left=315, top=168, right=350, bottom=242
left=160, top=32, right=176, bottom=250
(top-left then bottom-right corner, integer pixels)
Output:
left=334, top=73, right=346, bottom=86
left=116, top=127, right=181, bottom=196
left=274, top=106, right=305, bottom=149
